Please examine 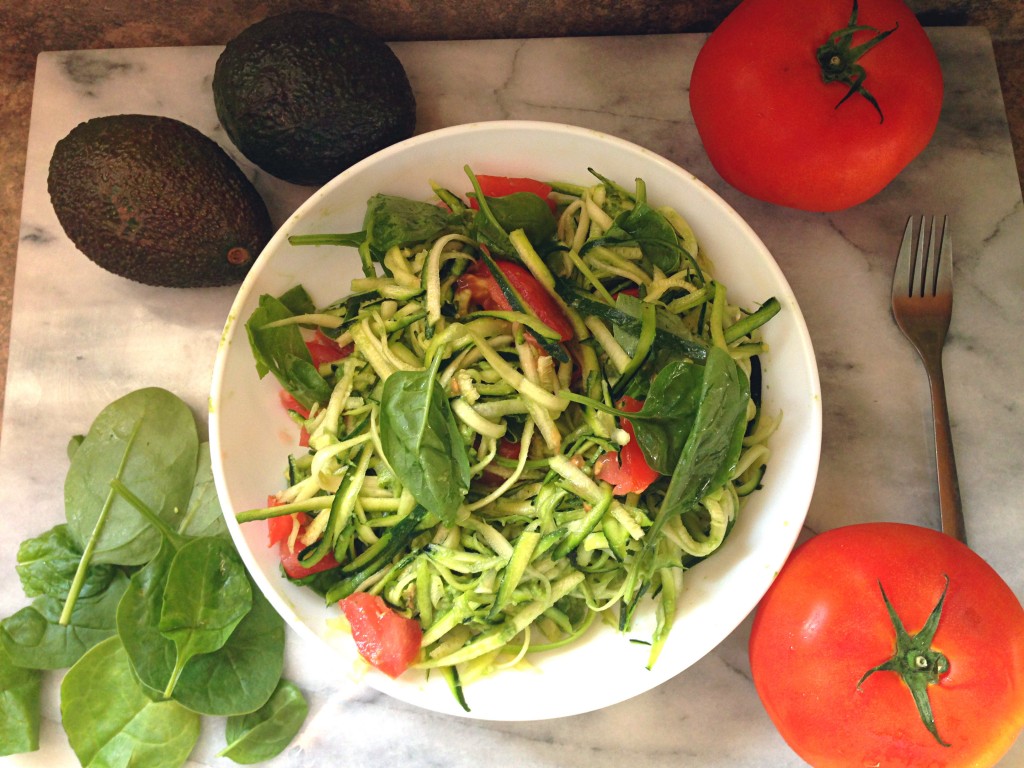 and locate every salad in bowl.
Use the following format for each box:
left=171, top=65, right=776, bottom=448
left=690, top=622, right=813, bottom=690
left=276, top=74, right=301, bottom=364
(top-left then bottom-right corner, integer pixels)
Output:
left=210, top=121, right=821, bottom=720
